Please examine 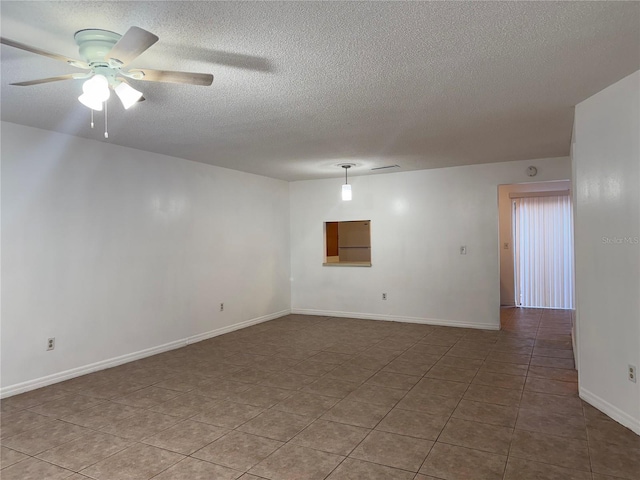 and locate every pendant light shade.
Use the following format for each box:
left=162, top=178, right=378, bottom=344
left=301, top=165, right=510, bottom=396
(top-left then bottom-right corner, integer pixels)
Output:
left=341, top=164, right=353, bottom=201
left=342, top=184, right=352, bottom=201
